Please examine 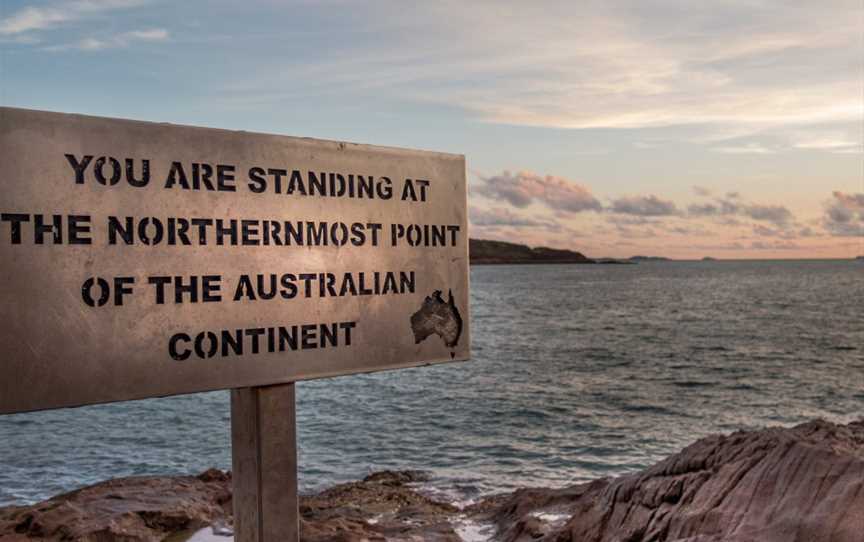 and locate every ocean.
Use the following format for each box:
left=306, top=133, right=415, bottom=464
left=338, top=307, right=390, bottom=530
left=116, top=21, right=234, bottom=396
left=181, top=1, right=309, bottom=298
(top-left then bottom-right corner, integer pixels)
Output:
left=1, top=260, right=862, bottom=506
